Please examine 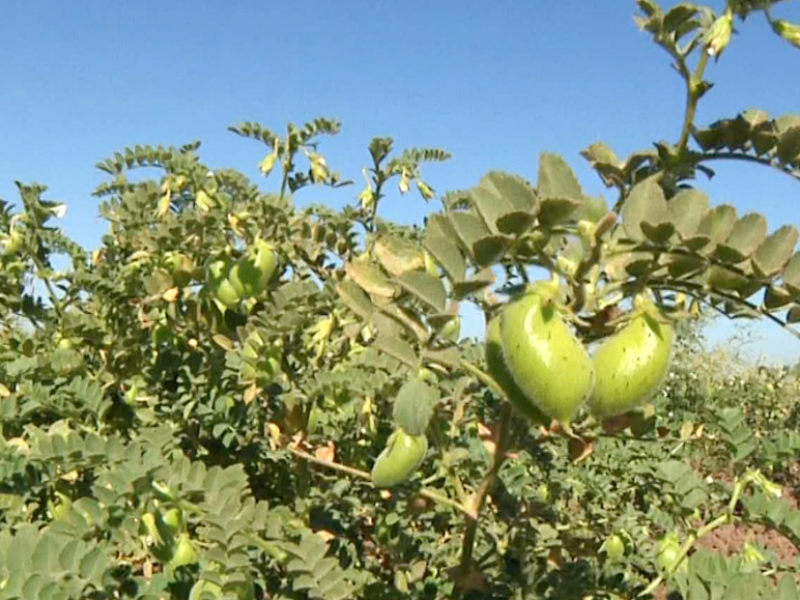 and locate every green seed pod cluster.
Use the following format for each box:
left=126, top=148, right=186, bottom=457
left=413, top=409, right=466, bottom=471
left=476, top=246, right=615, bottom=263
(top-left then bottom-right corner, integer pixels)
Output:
left=588, top=296, right=674, bottom=418
left=239, top=330, right=283, bottom=384
left=163, top=251, right=197, bottom=288
left=206, top=240, right=277, bottom=308
left=140, top=504, right=200, bottom=568
left=485, top=283, right=674, bottom=428
left=371, top=428, right=428, bottom=488
left=206, top=259, right=244, bottom=308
